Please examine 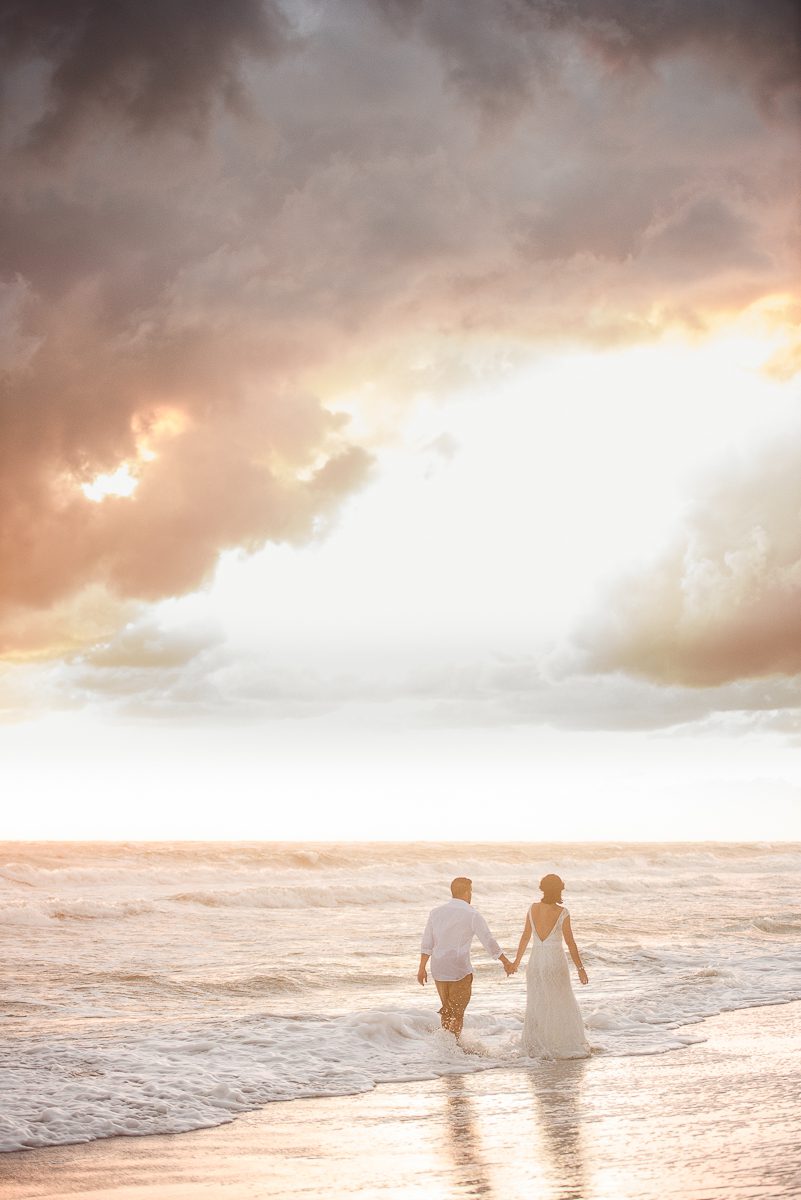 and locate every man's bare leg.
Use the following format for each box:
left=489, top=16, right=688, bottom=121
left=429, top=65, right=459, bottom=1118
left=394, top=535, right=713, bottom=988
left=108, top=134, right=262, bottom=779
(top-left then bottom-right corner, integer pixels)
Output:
left=444, top=975, right=472, bottom=1041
